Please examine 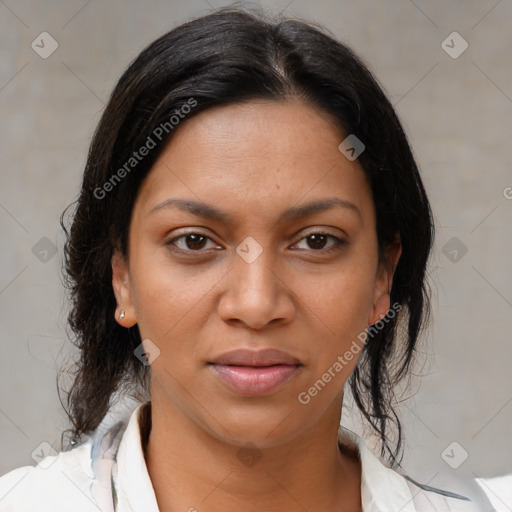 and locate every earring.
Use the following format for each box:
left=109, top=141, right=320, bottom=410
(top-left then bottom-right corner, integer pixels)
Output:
left=119, top=310, right=125, bottom=321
